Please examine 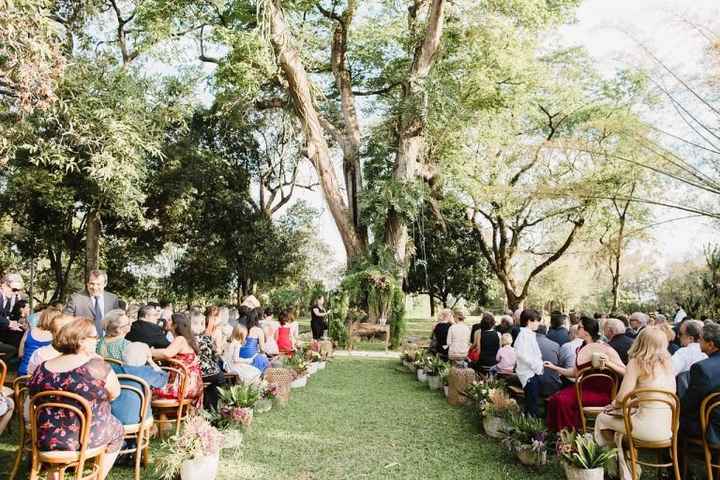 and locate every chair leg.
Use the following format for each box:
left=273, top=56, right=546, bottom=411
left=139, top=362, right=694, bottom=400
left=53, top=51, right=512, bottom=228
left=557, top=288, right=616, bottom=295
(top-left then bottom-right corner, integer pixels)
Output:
left=134, top=432, right=143, bottom=480
left=671, top=441, right=681, bottom=480
left=629, top=446, right=639, bottom=480
left=9, top=441, right=25, bottom=480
